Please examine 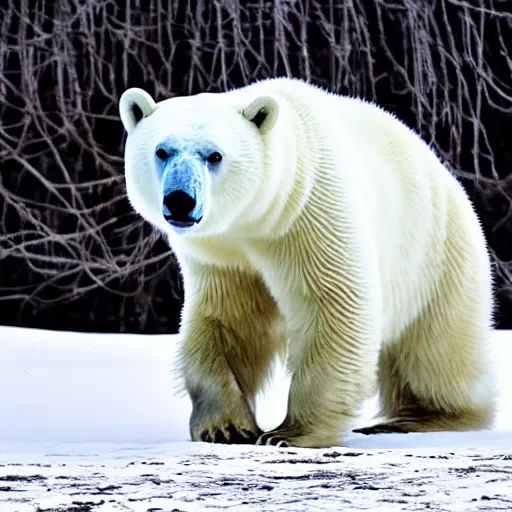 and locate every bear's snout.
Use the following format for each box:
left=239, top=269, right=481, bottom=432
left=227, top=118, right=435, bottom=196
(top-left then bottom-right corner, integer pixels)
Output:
left=156, top=145, right=206, bottom=233
left=163, top=190, right=199, bottom=226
